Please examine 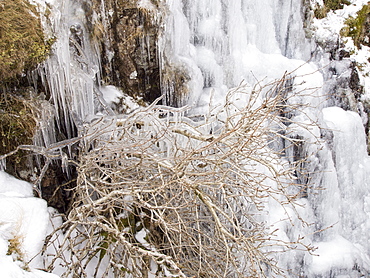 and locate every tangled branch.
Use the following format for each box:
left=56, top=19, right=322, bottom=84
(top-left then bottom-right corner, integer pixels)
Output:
left=40, top=75, right=318, bottom=277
